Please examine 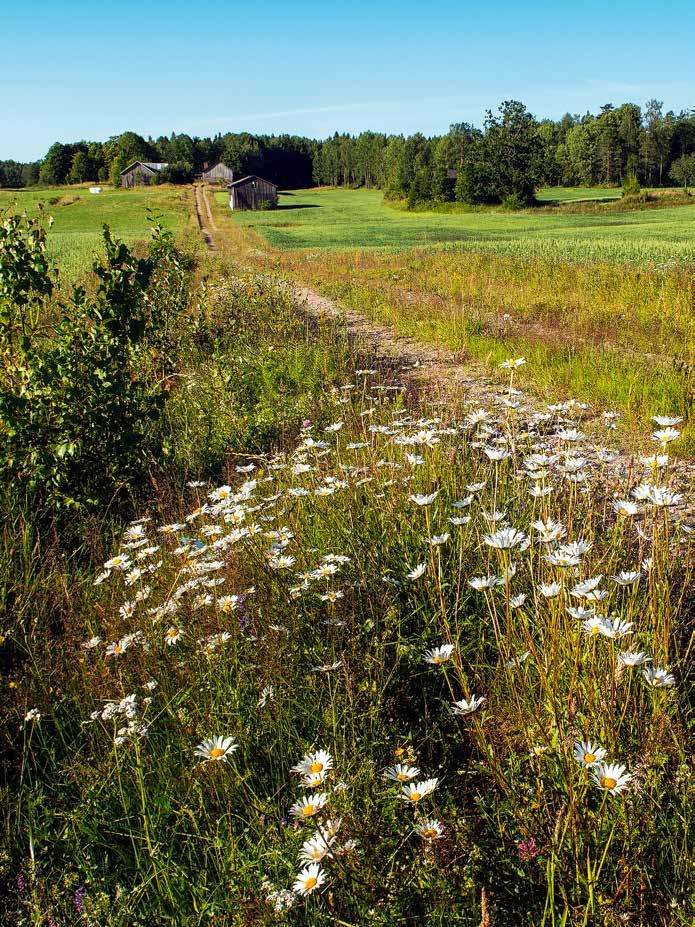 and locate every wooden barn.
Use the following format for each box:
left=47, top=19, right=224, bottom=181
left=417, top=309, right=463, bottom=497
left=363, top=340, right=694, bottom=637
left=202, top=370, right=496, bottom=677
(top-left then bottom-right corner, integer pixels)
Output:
left=228, top=175, right=278, bottom=210
left=120, top=161, right=168, bottom=188
left=198, top=162, right=234, bottom=184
